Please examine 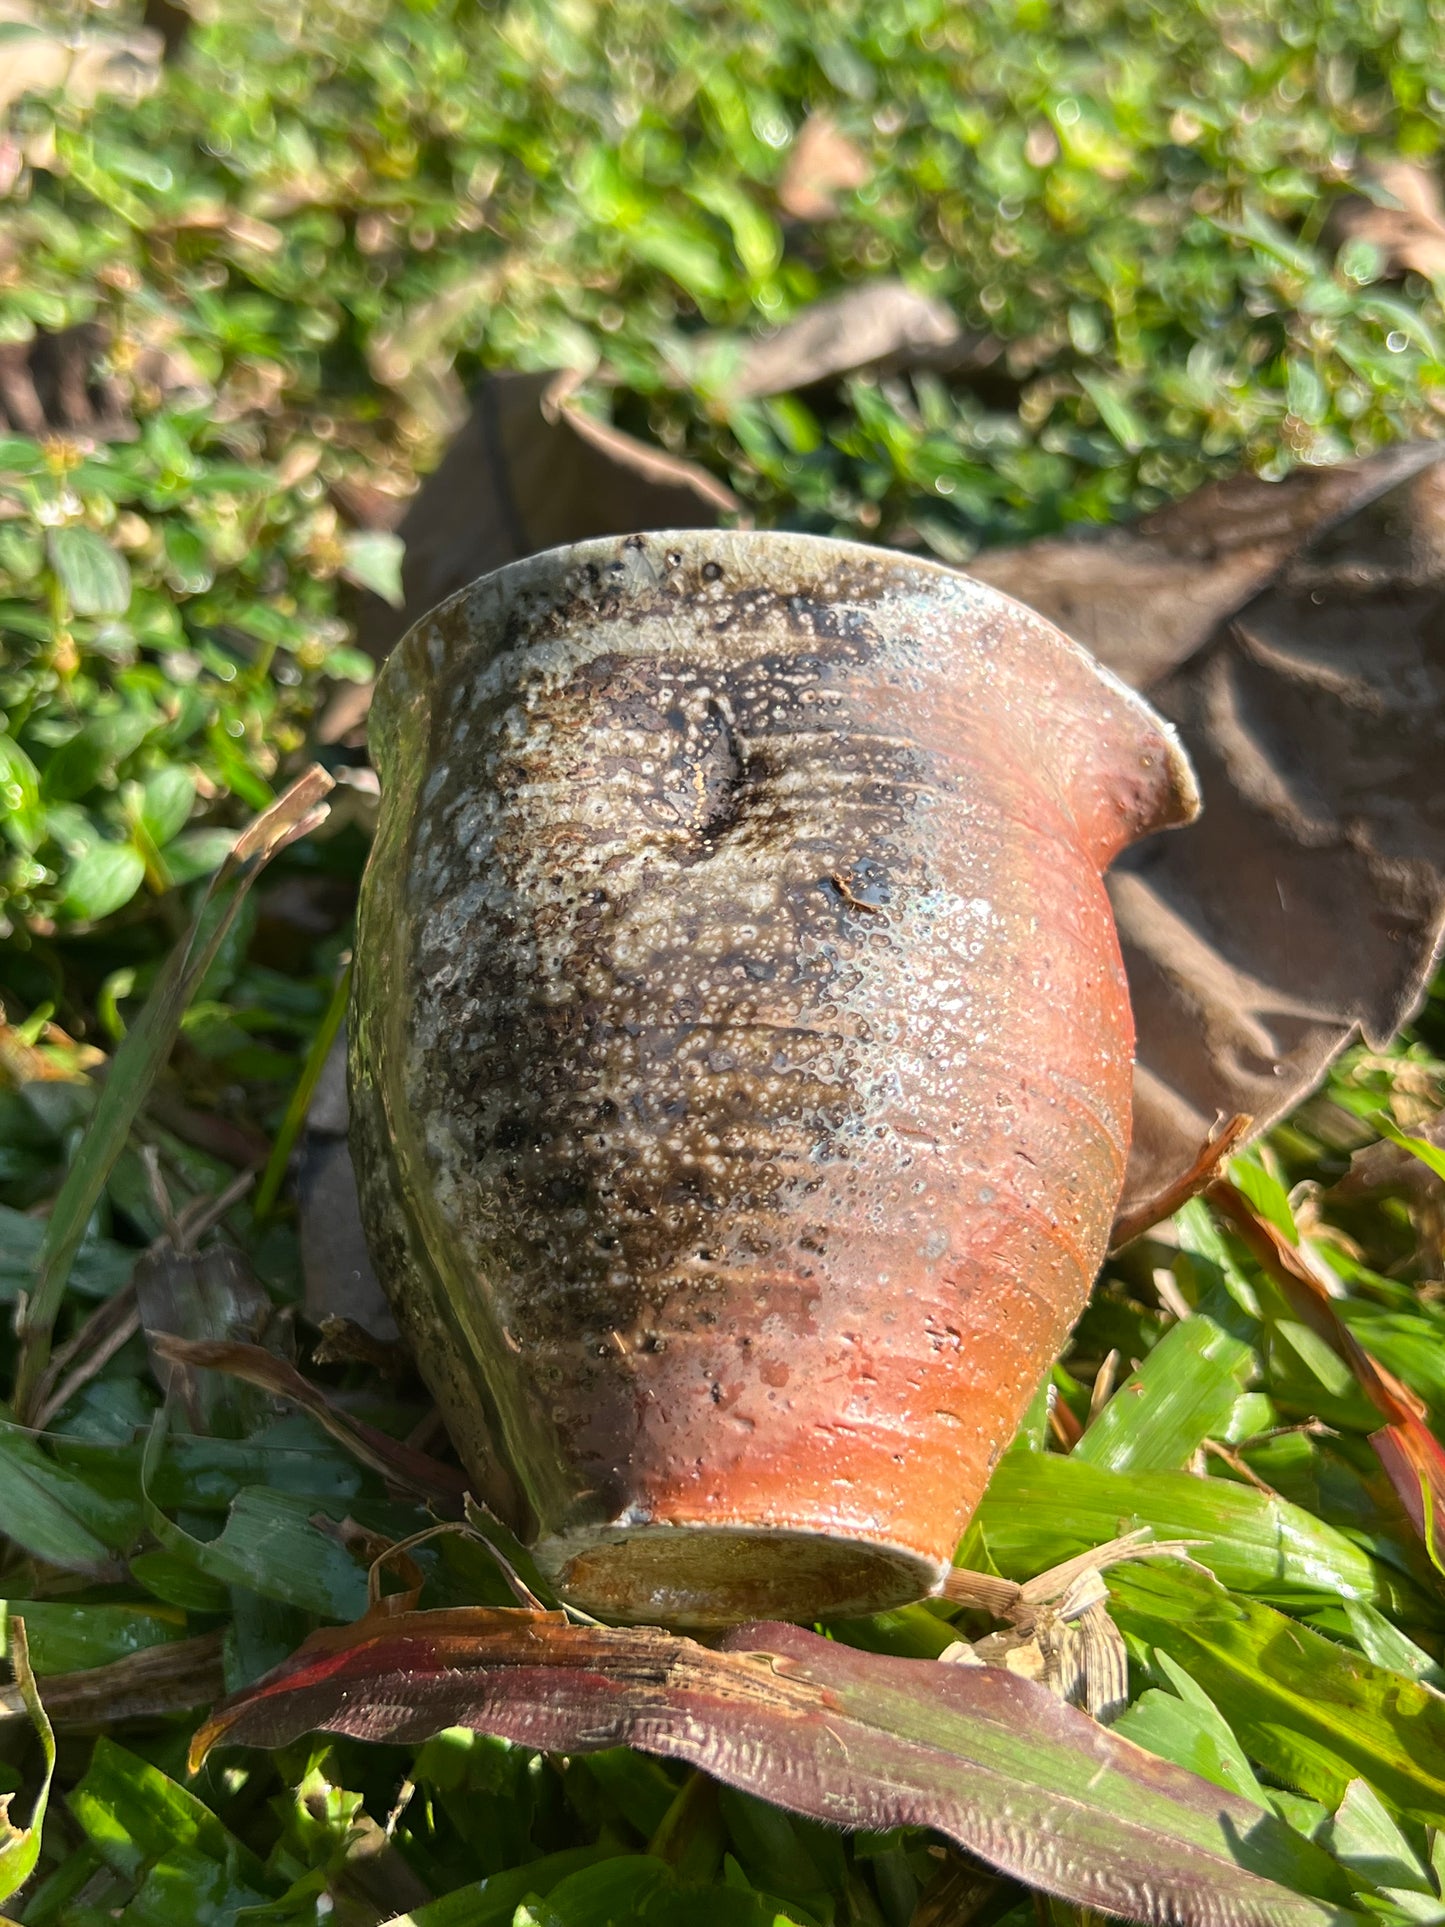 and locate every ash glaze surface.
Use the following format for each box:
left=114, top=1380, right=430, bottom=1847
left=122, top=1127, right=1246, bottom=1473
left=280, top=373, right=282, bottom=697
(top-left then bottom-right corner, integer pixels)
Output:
left=350, top=530, right=1198, bottom=1625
